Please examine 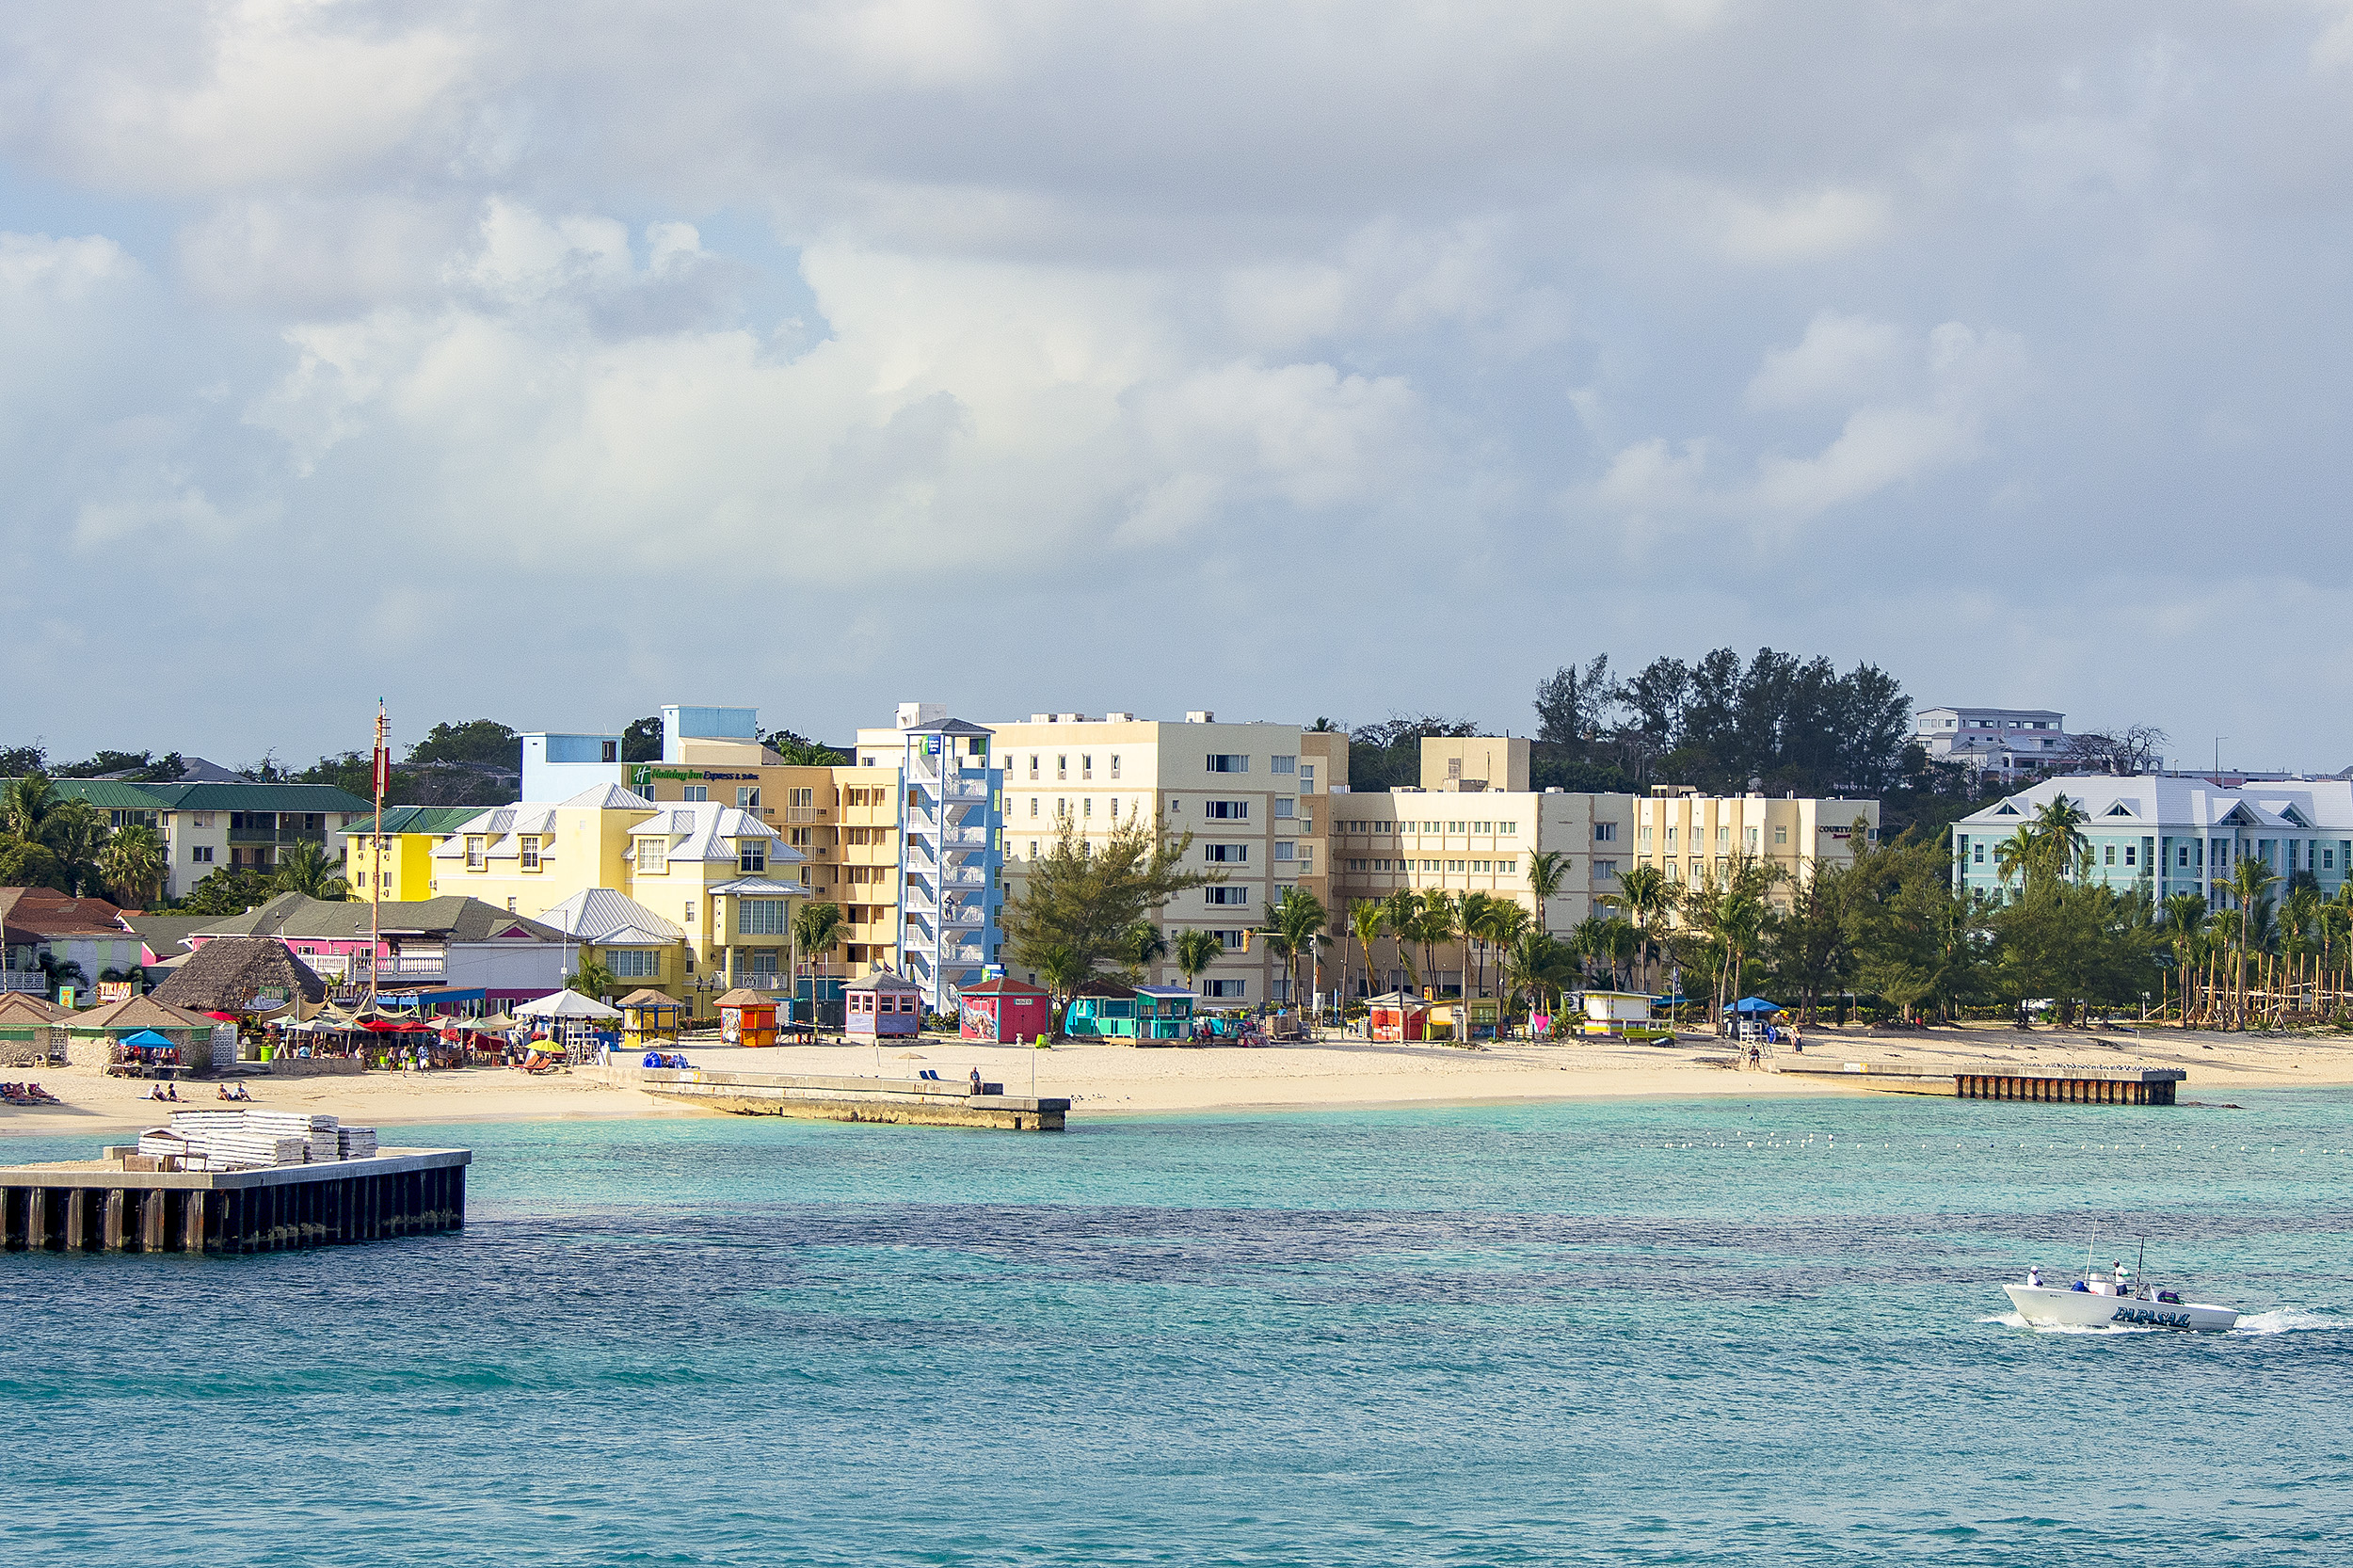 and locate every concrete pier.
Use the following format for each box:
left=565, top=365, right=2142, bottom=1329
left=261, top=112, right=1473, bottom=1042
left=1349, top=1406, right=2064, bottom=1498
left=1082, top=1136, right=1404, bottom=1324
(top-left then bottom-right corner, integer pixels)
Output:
left=0, top=1149, right=470, bottom=1254
left=1778, top=1058, right=2185, bottom=1105
left=634, top=1066, right=1067, bottom=1131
